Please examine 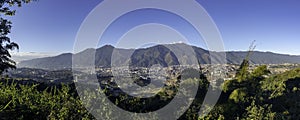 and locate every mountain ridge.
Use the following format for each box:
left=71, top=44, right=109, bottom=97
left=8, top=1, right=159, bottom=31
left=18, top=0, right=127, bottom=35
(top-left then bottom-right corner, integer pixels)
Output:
left=17, top=43, right=300, bottom=70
